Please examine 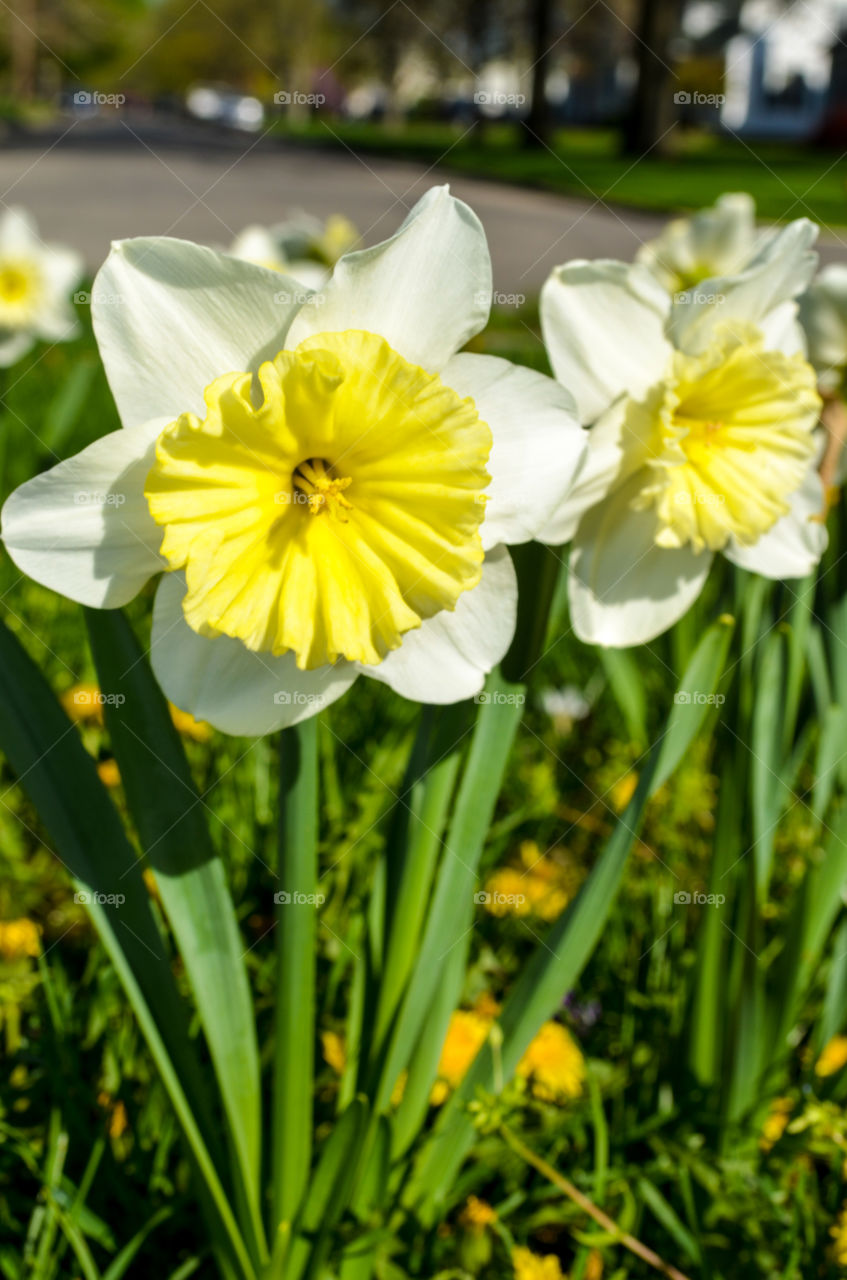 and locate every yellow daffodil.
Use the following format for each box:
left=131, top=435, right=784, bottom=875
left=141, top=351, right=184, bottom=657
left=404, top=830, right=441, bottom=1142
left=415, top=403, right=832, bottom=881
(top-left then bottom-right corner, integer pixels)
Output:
left=541, top=219, right=825, bottom=645
left=2, top=188, right=585, bottom=734
left=0, top=208, right=83, bottom=364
